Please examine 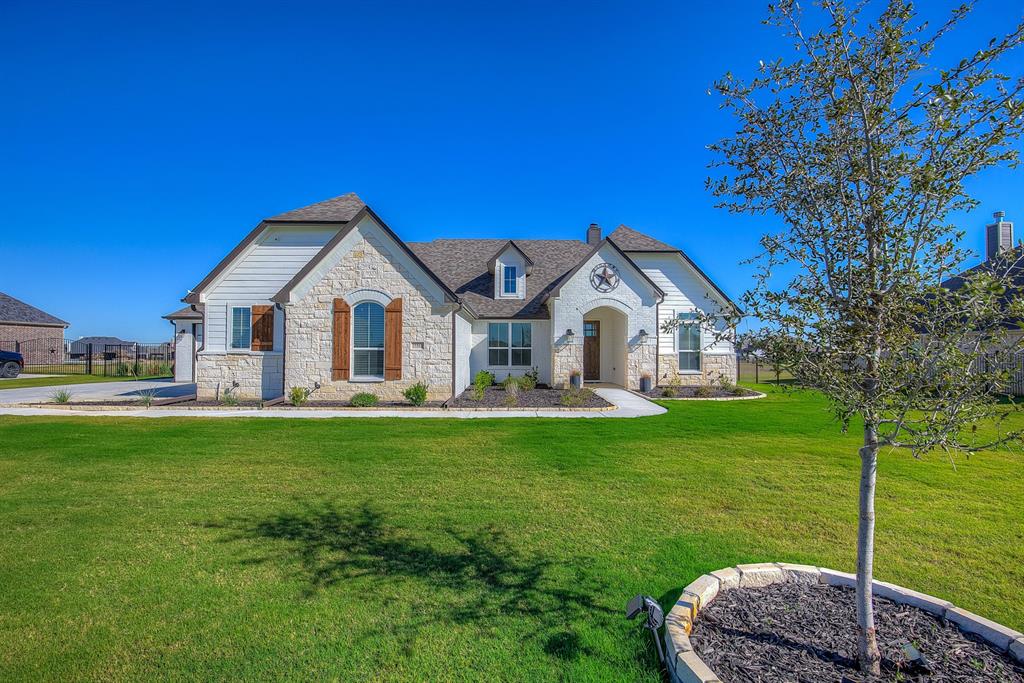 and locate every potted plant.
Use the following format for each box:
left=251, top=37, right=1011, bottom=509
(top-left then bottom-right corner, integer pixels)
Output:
left=639, top=372, right=653, bottom=393
left=569, top=369, right=582, bottom=389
